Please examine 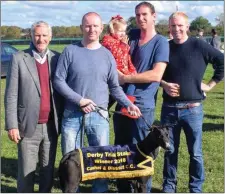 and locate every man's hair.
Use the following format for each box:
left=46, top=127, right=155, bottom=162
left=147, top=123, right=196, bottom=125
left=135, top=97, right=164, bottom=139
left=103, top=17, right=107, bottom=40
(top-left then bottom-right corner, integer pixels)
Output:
left=211, top=29, right=217, bottom=35
left=107, top=16, right=127, bottom=34
left=169, top=11, right=189, bottom=23
left=31, top=21, right=52, bottom=38
left=81, top=12, right=102, bottom=25
left=135, top=2, right=155, bottom=14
